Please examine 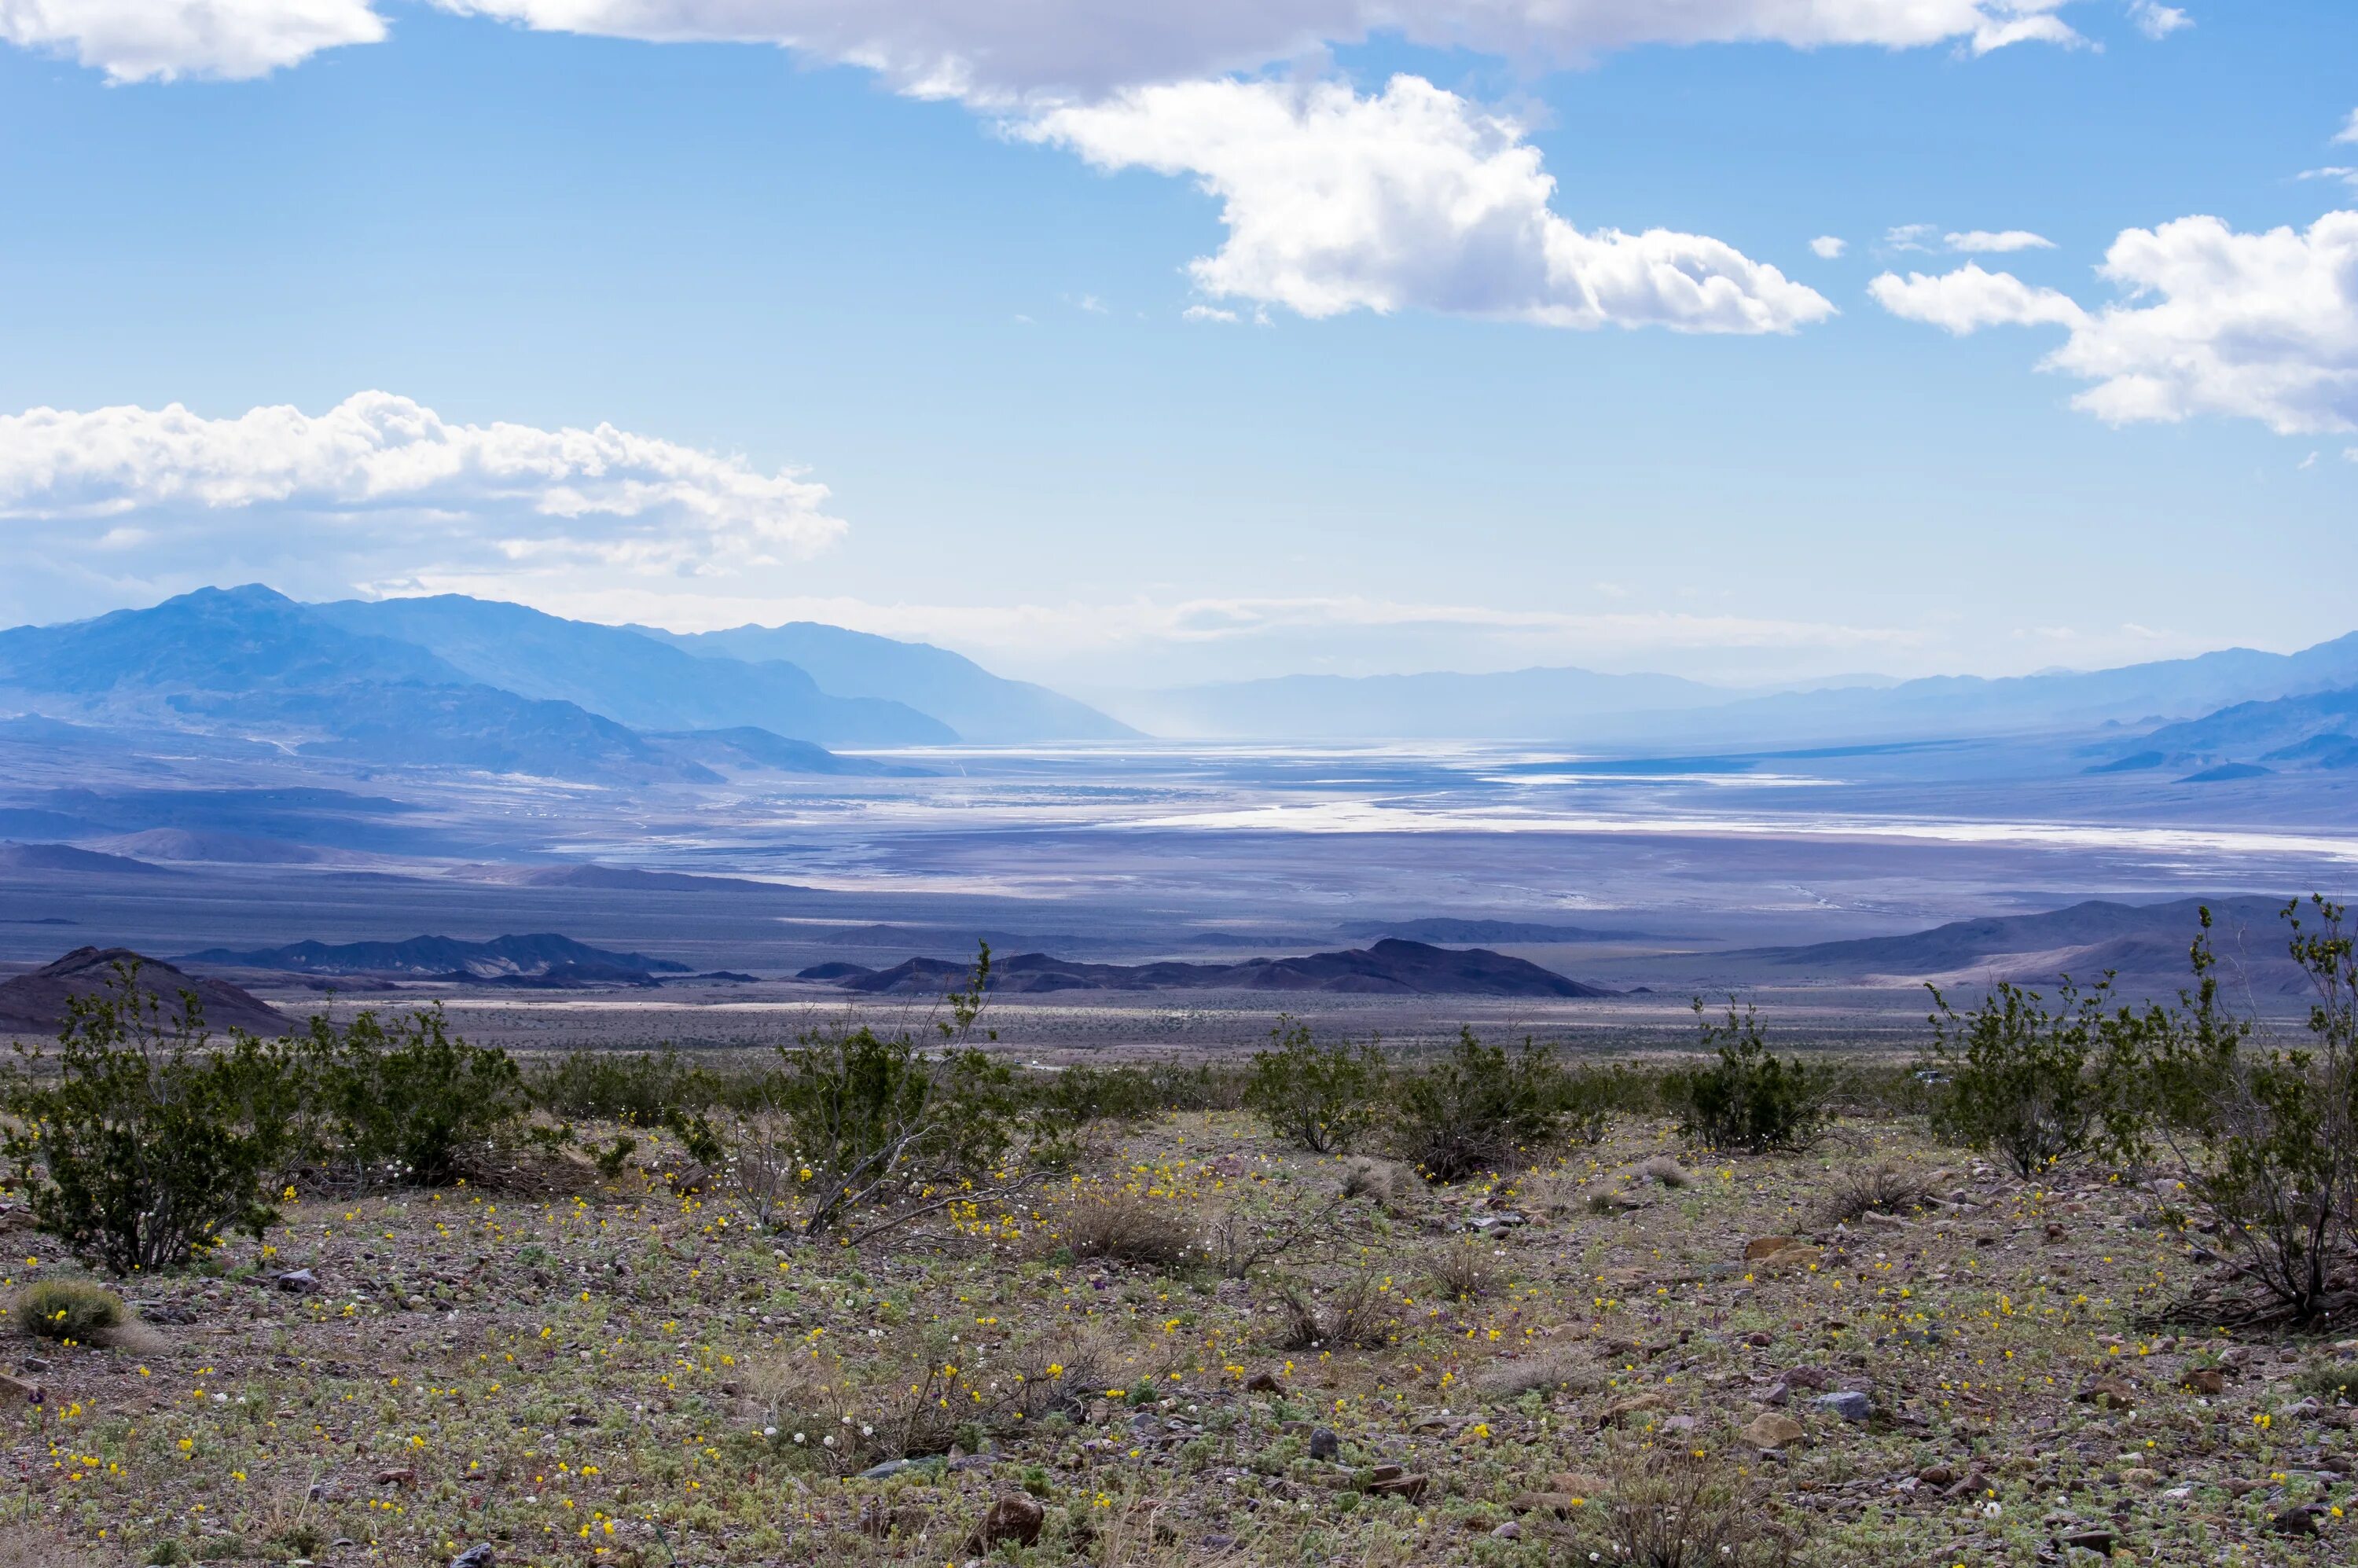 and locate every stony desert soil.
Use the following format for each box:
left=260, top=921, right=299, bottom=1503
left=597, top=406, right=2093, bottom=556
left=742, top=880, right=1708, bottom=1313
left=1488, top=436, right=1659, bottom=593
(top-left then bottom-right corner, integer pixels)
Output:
left=0, top=1107, right=2352, bottom=1566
